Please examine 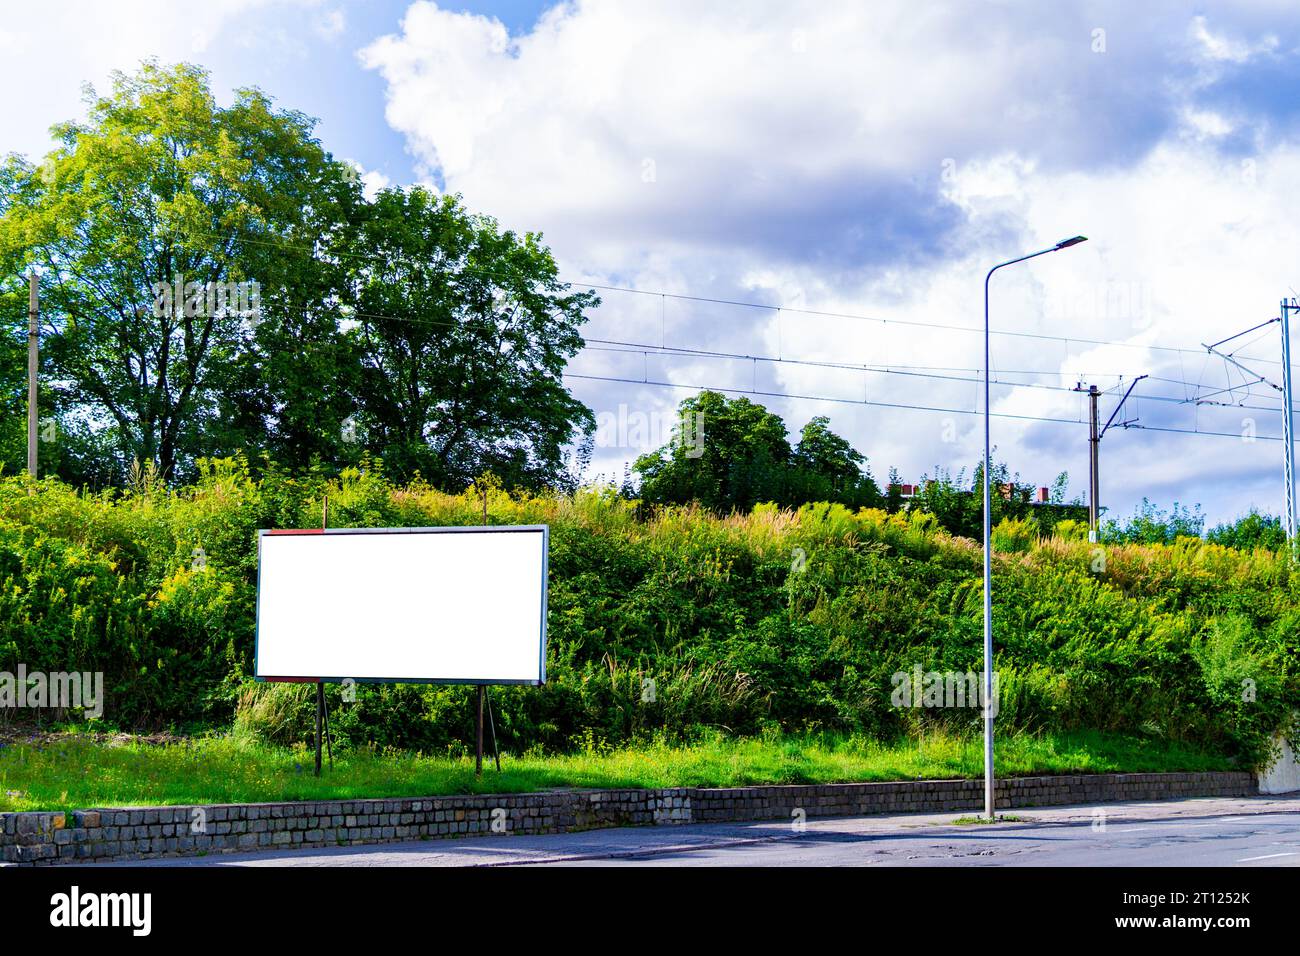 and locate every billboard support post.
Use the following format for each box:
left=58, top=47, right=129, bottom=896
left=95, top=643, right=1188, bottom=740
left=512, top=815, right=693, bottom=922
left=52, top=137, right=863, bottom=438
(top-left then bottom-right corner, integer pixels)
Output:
left=475, top=685, right=485, bottom=775
left=315, top=683, right=324, bottom=777
left=487, top=688, right=501, bottom=772
left=311, top=675, right=334, bottom=778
